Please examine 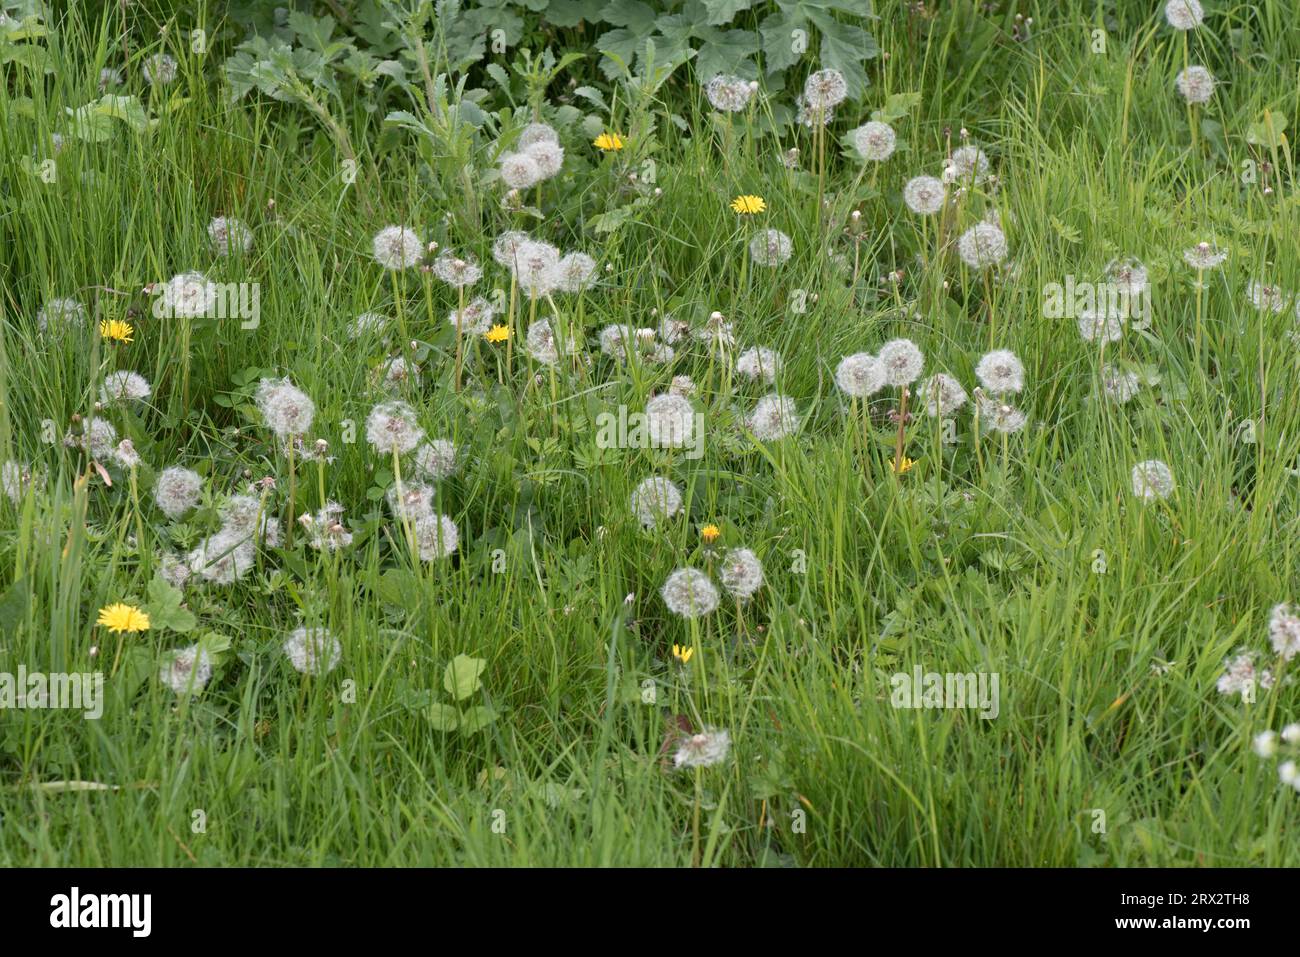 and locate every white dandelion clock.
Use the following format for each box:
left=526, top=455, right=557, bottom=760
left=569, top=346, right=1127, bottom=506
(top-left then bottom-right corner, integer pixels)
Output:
left=432, top=253, right=483, bottom=288
left=386, top=482, right=434, bottom=522
left=948, top=145, right=991, bottom=183
left=1175, top=66, right=1215, bottom=104
left=154, top=466, right=203, bottom=519
left=160, top=645, right=214, bottom=695
left=644, top=394, right=697, bottom=449
left=661, top=568, right=720, bottom=618
left=1131, top=460, right=1175, bottom=502
left=957, top=222, right=1009, bottom=269
left=877, top=339, right=924, bottom=386
left=1217, top=651, right=1272, bottom=699
left=1, top=461, right=41, bottom=505
left=499, top=151, right=542, bottom=190
left=719, top=548, right=764, bottom=602
left=631, top=477, right=683, bottom=528
left=1100, top=365, right=1141, bottom=404
left=414, top=513, right=459, bottom=561
left=517, top=122, right=559, bottom=150
left=283, top=627, right=342, bottom=676
left=835, top=353, right=886, bottom=398
left=747, top=394, right=800, bottom=440
left=255, top=377, right=315, bottom=440
left=802, top=69, right=848, bottom=111
left=100, top=371, right=152, bottom=405
left=524, top=140, right=565, bottom=179
left=414, top=440, right=458, bottom=481
left=1182, top=241, right=1227, bottom=270
left=976, top=395, right=1027, bottom=434
left=366, top=401, right=424, bottom=456
left=492, top=230, right=530, bottom=269
left=673, top=728, right=731, bottom=769
left=448, top=296, right=496, bottom=335
left=158, top=272, right=216, bottom=318
left=903, top=175, right=946, bottom=215
left=704, top=74, right=754, bottom=112
left=1164, top=0, right=1204, bottom=30
left=975, top=350, right=1025, bottom=394
left=735, top=347, right=782, bottom=385
left=144, top=52, right=177, bottom=84
left=550, top=252, right=597, bottom=293
left=37, top=297, right=86, bottom=333
left=513, top=240, right=561, bottom=296
left=1268, top=604, right=1300, bottom=662
left=917, top=373, right=968, bottom=417
left=188, top=530, right=255, bottom=585
left=350, top=312, right=389, bottom=339
left=851, top=121, right=896, bottom=162
left=525, top=318, right=578, bottom=366
left=208, top=216, right=253, bottom=257
left=749, top=229, right=793, bottom=267
left=1078, top=309, right=1124, bottom=344
left=371, top=225, right=422, bottom=270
